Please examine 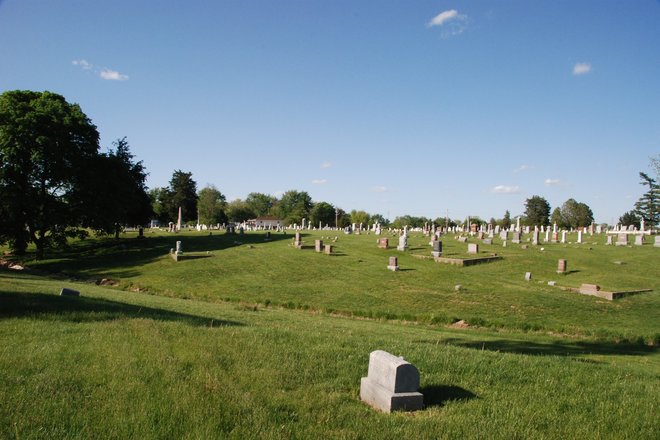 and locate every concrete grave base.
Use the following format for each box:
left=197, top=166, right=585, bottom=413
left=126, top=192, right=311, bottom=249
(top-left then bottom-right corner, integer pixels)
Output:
left=360, top=377, right=423, bottom=413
